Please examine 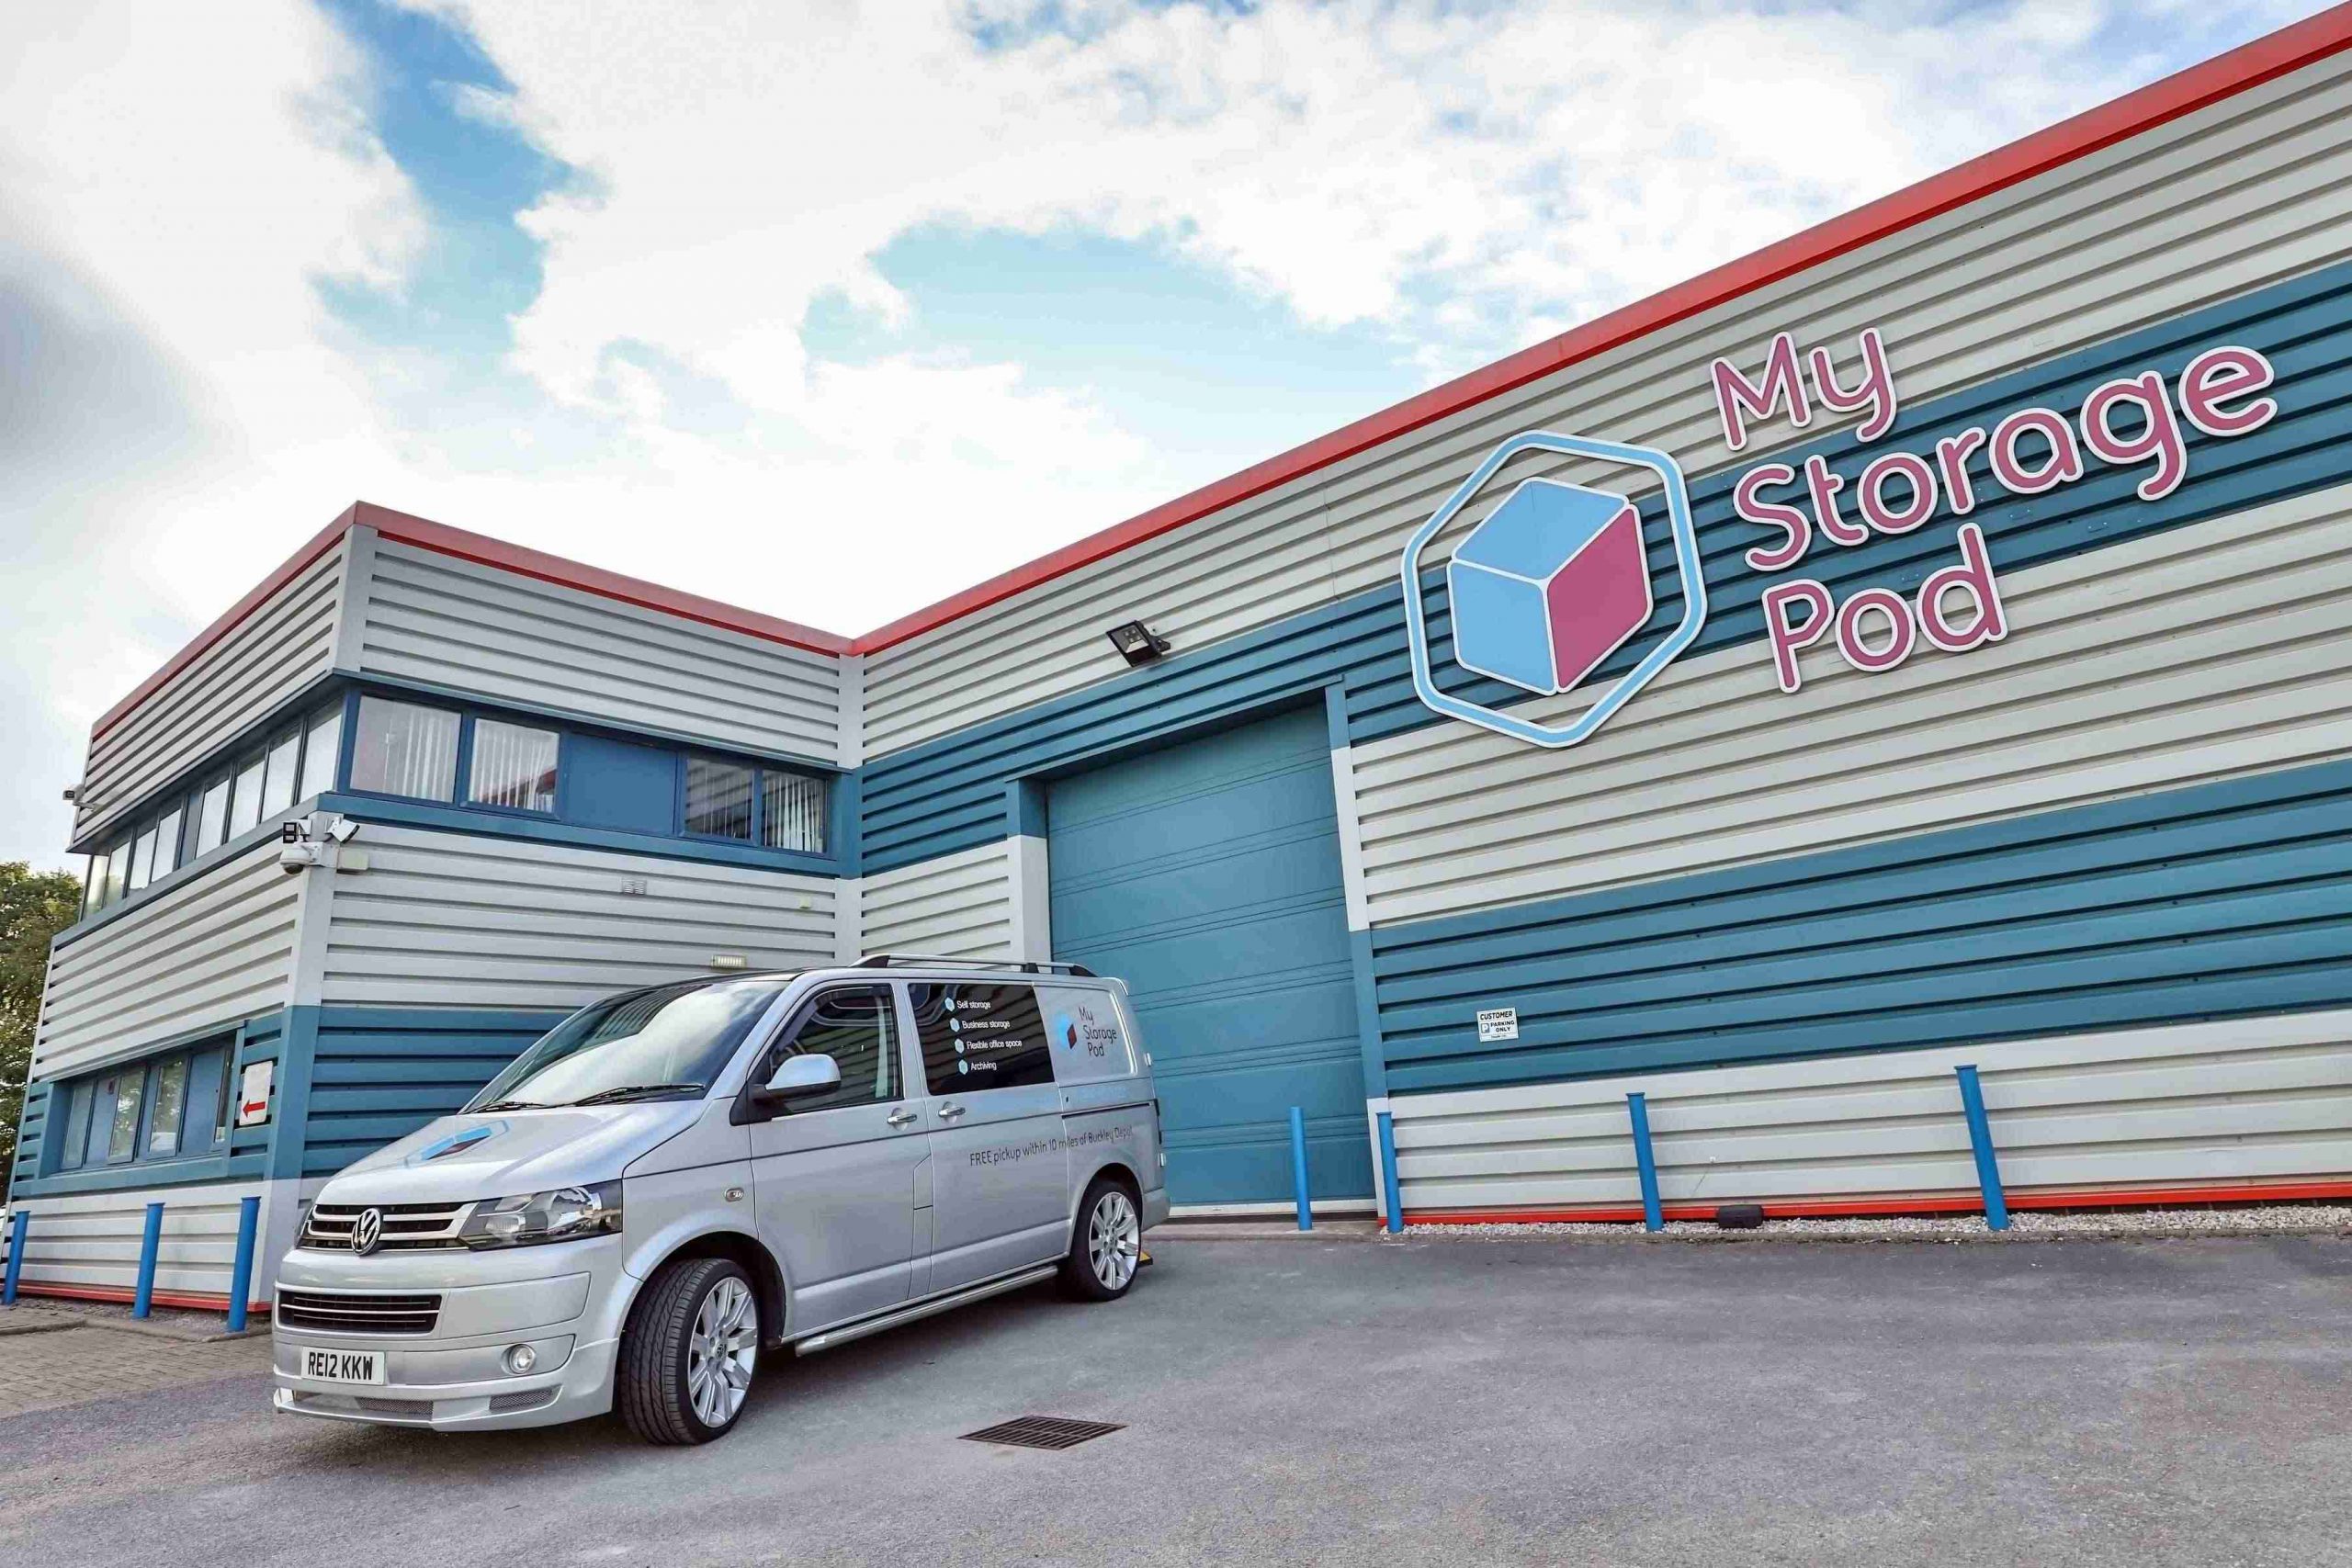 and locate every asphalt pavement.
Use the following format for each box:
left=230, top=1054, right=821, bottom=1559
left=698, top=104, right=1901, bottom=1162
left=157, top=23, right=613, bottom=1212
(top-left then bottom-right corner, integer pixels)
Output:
left=1, top=1233, right=2348, bottom=1566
